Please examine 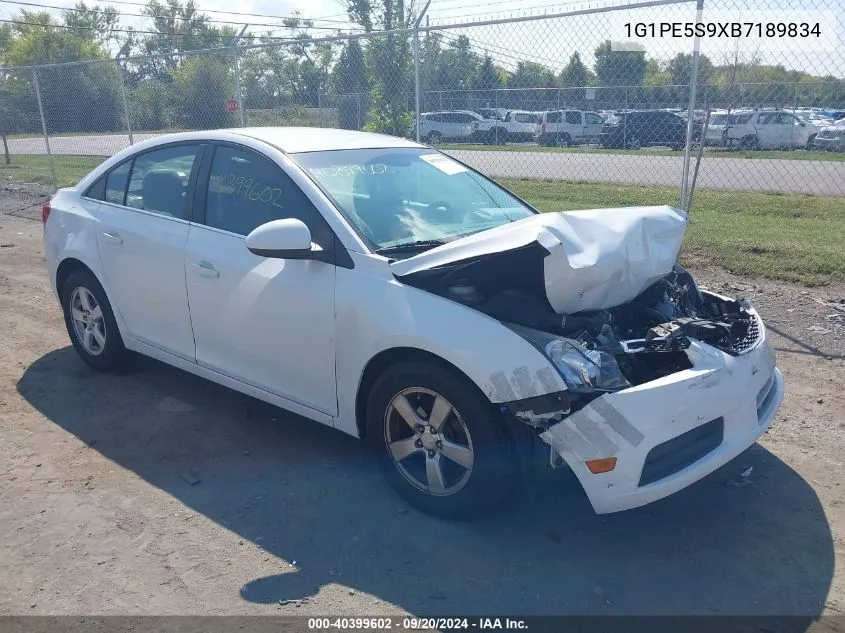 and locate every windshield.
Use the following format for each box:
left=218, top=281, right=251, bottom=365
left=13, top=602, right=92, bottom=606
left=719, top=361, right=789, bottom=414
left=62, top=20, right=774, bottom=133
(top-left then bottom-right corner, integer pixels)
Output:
left=292, top=148, right=535, bottom=253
